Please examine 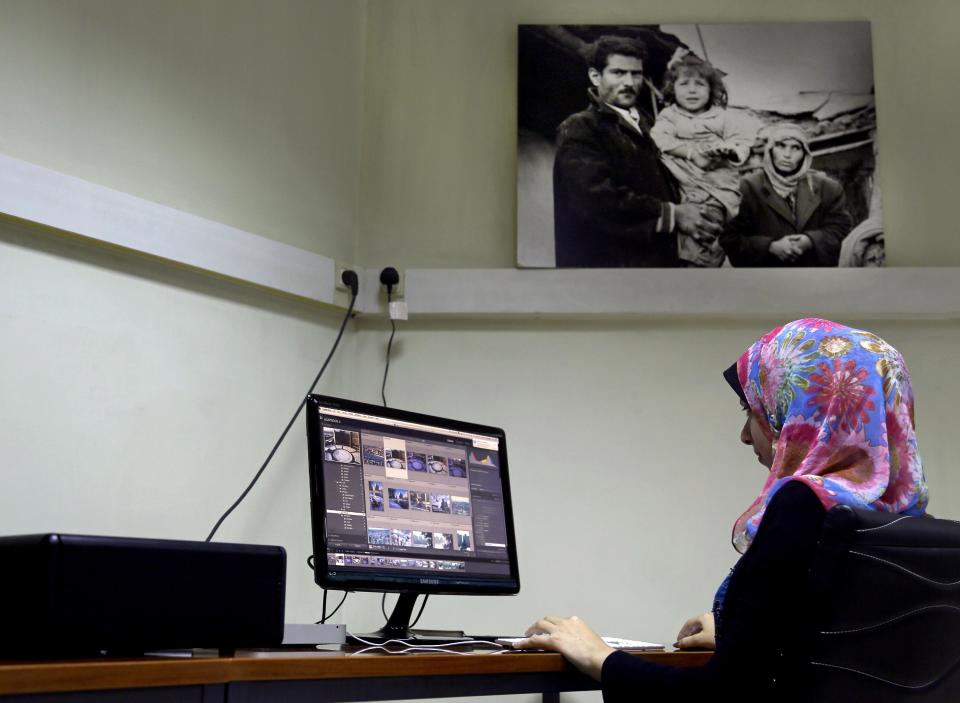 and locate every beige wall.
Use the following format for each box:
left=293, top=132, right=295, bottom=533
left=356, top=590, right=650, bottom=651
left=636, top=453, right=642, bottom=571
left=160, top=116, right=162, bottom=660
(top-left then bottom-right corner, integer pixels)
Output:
left=0, top=0, right=366, bottom=261
left=0, top=3, right=958, bottom=695
left=359, top=0, right=960, bottom=268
